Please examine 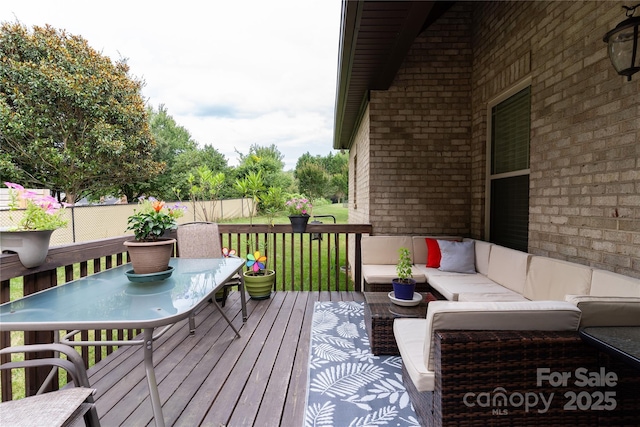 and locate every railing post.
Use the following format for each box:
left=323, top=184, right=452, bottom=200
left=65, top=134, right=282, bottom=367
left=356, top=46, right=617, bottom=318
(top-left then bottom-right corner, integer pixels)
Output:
left=355, top=233, right=362, bottom=292
left=23, top=271, right=57, bottom=395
